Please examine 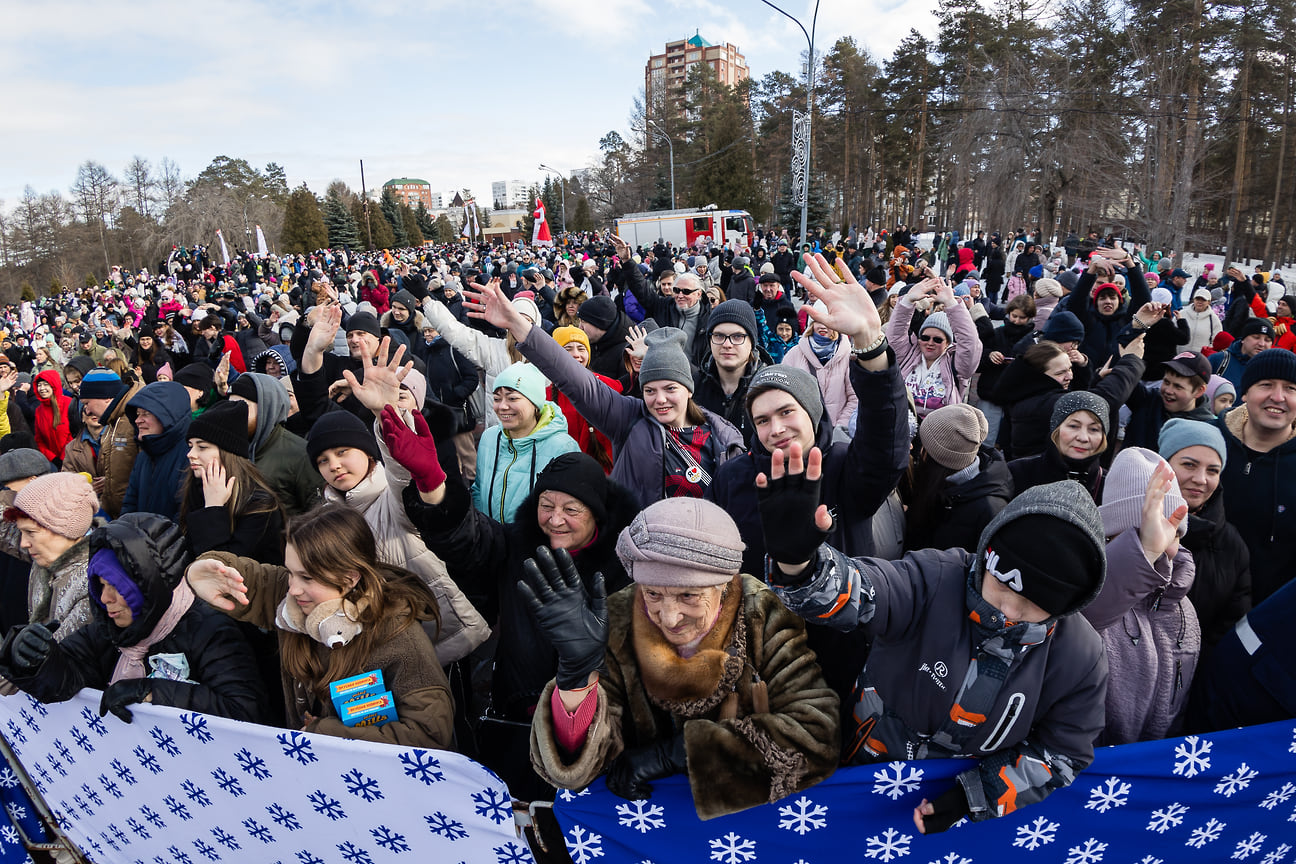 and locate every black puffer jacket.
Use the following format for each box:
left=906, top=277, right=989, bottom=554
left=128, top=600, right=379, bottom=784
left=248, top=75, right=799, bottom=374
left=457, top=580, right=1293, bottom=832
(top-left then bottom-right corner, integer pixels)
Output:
left=1181, top=489, right=1251, bottom=655
left=908, top=447, right=1013, bottom=553
left=403, top=476, right=639, bottom=720
left=1008, top=444, right=1106, bottom=503
left=3, top=514, right=268, bottom=723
